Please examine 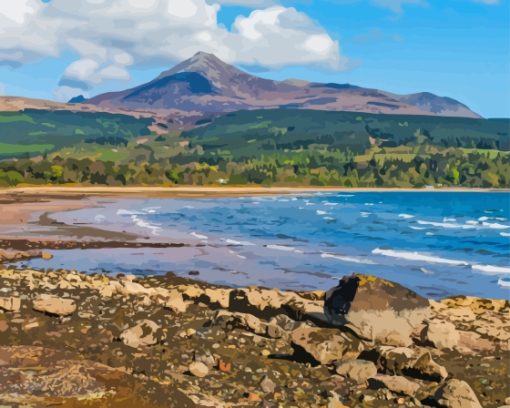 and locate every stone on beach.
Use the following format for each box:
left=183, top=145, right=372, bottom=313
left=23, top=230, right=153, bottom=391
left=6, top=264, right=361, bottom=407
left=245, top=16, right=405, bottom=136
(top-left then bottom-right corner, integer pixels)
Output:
left=120, top=319, right=163, bottom=348
left=324, top=274, right=431, bottom=346
left=335, top=359, right=377, bottom=384
left=189, top=361, right=209, bottom=378
left=422, top=320, right=460, bottom=350
left=290, top=324, right=363, bottom=365
left=0, top=296, right=21, bottom=312
left=368, top=374, right=420, bottom=396
left=32, top=294, right=76, bottom=316
left=434, top=379, right=482, bottom=408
